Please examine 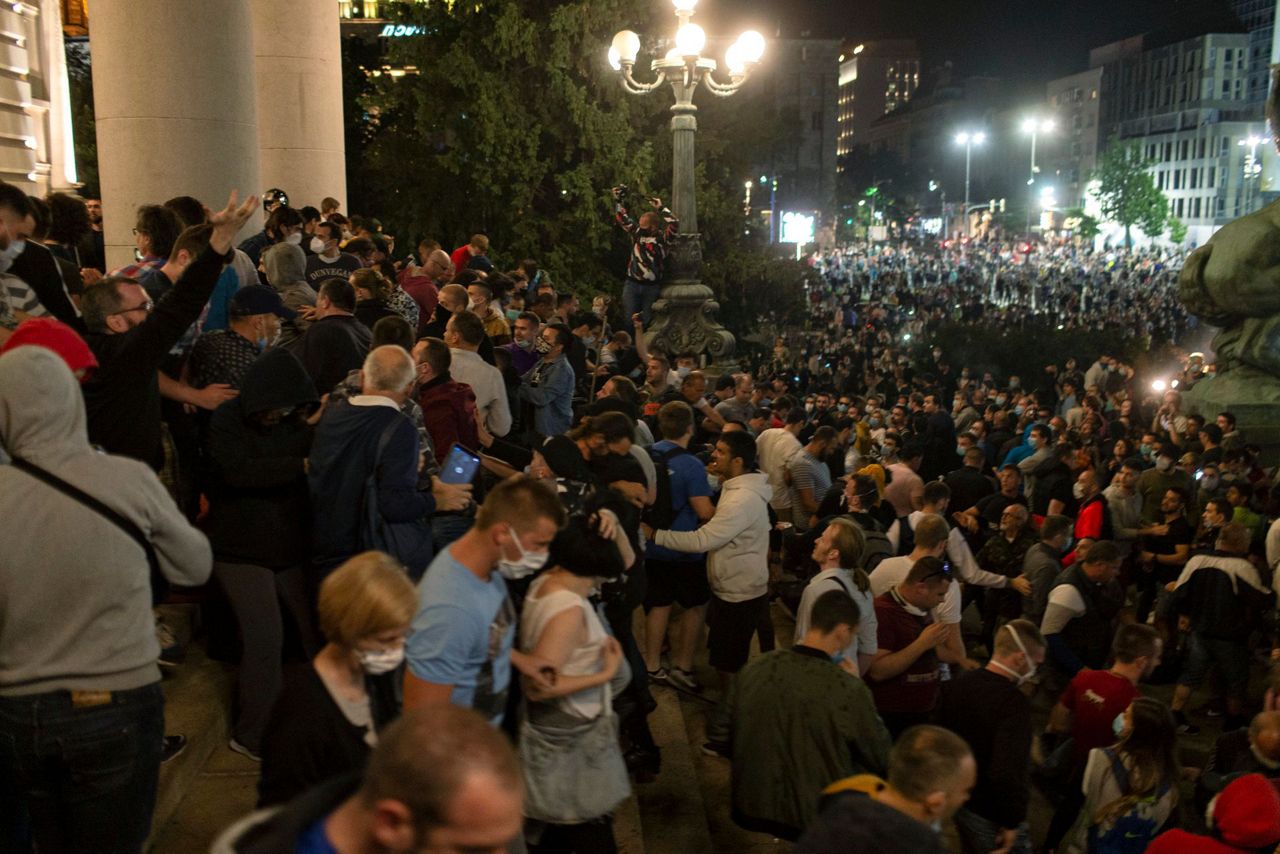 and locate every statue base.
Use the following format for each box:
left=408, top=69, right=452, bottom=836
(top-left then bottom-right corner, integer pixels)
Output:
left=1184, top=367, right=1280, bottom=466
left=644, top=234, right=736, bottom=365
